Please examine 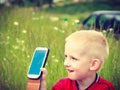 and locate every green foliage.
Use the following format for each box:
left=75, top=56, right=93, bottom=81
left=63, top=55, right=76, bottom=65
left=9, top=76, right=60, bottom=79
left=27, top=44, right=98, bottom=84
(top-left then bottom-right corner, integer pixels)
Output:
left=0, top=4, right=120, bottom=90
left=43, top=1, right=120, bottom=15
